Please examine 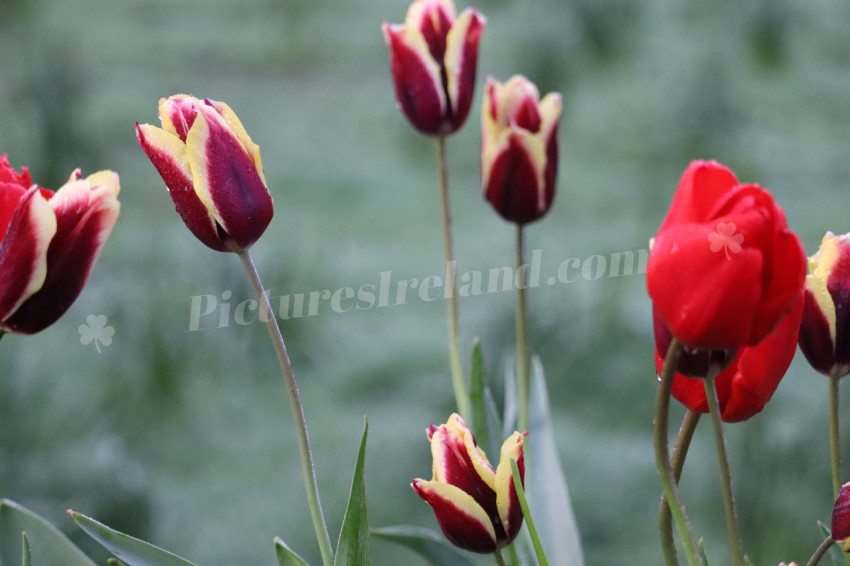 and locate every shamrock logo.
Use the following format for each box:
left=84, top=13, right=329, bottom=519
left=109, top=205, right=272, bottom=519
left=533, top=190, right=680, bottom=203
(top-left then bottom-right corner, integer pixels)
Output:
left=78, top=314, right=115, bottom=353
left=708, top=222, right=744, bottom=260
